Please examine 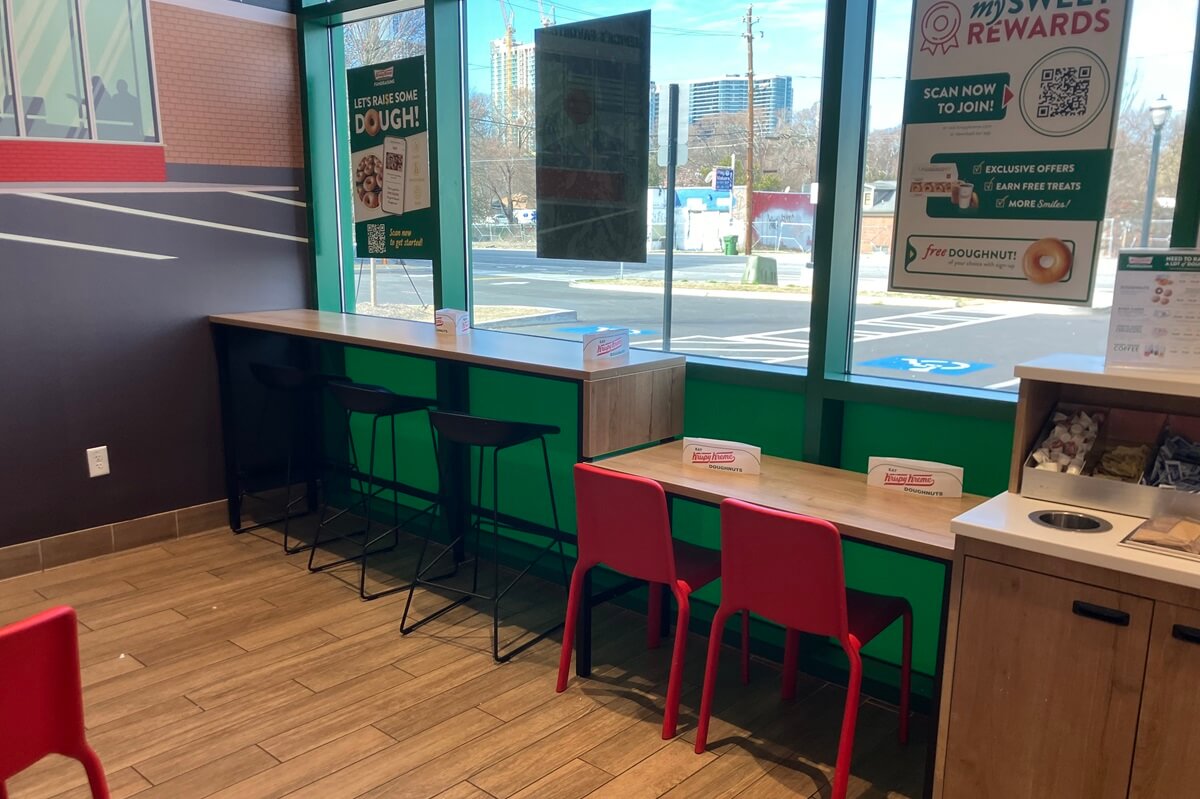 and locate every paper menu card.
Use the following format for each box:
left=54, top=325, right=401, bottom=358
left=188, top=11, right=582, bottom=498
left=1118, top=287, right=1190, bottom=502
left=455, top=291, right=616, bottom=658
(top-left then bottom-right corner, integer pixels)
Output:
left=1106, top=249, right=1200, bottom=371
